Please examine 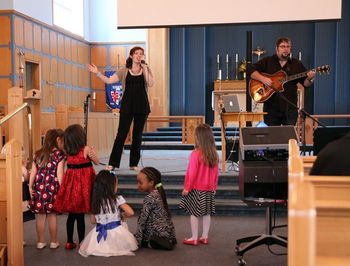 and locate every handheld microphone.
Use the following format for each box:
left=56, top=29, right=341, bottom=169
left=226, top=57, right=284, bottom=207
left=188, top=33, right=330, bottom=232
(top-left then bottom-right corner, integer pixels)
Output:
left=141, top=60, right=148, bottom=65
